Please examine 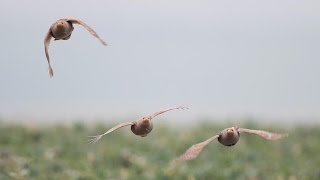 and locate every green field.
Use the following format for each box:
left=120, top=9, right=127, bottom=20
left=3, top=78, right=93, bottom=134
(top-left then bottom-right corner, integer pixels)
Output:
left=0, top=121, right=319, bottom=180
